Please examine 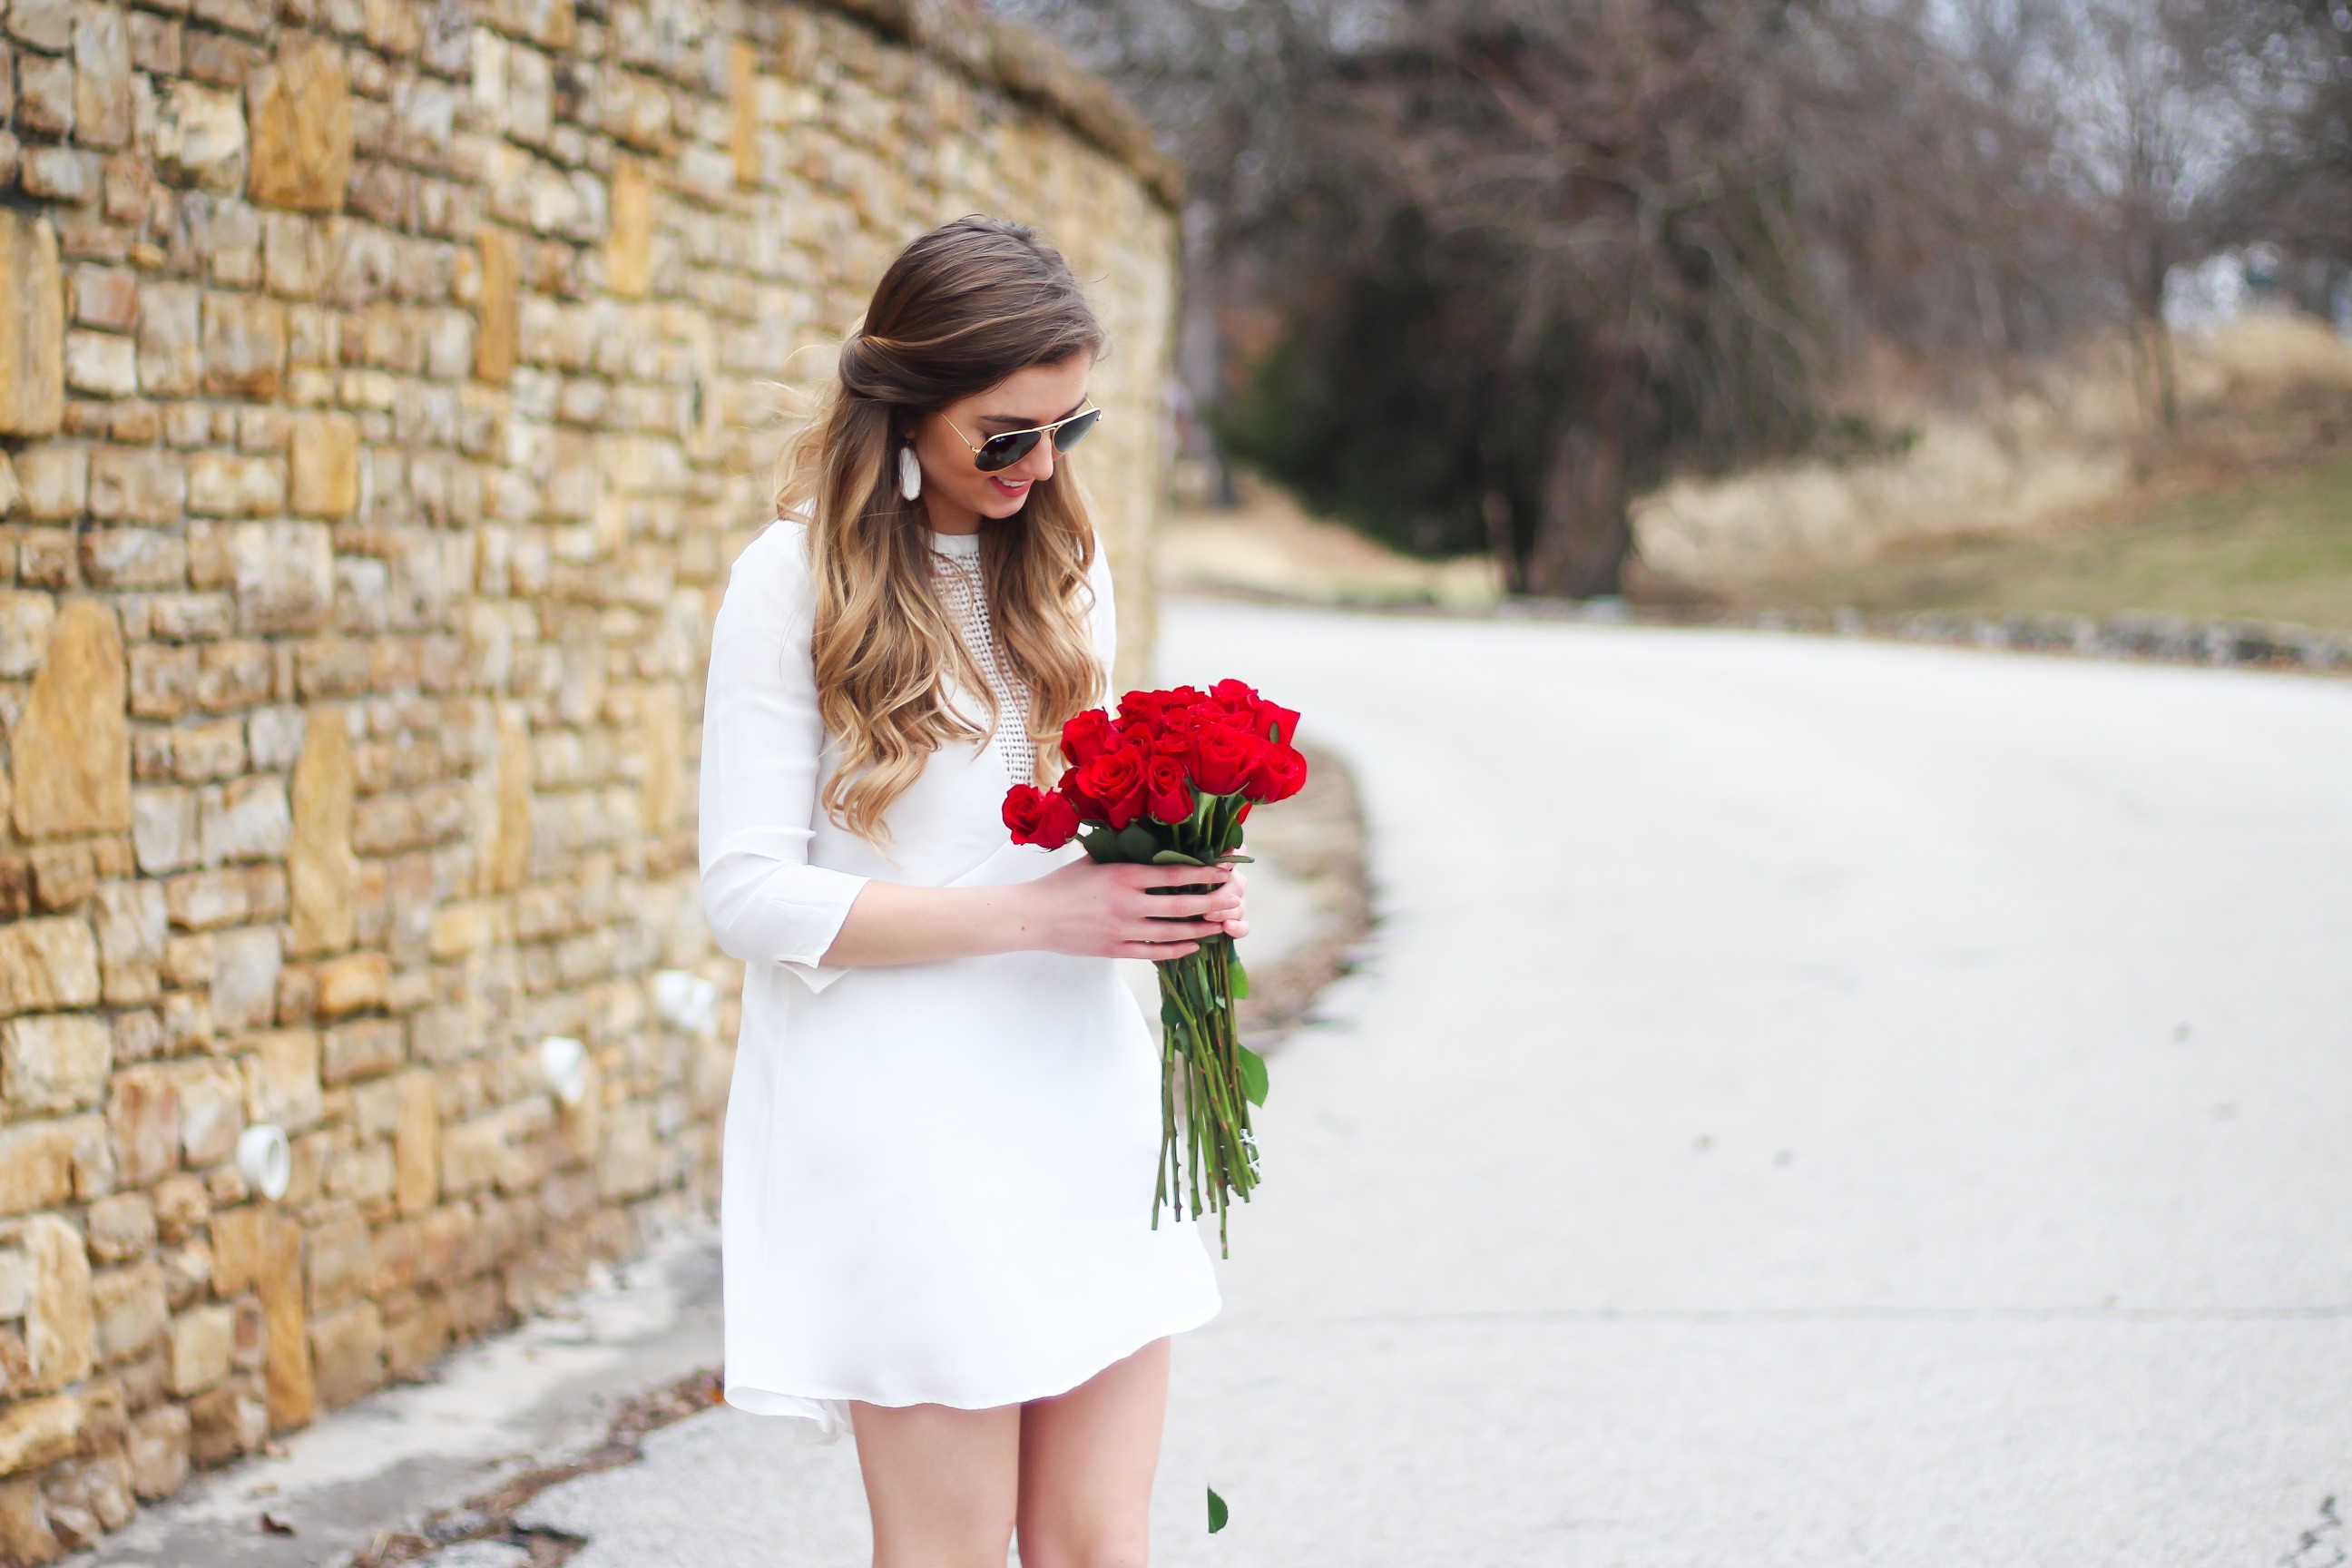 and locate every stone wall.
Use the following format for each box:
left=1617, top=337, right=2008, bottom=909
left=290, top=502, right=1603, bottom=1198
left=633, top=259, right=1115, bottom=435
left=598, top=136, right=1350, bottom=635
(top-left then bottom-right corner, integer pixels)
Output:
left=0, top=0, right=1178, bottom=1550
